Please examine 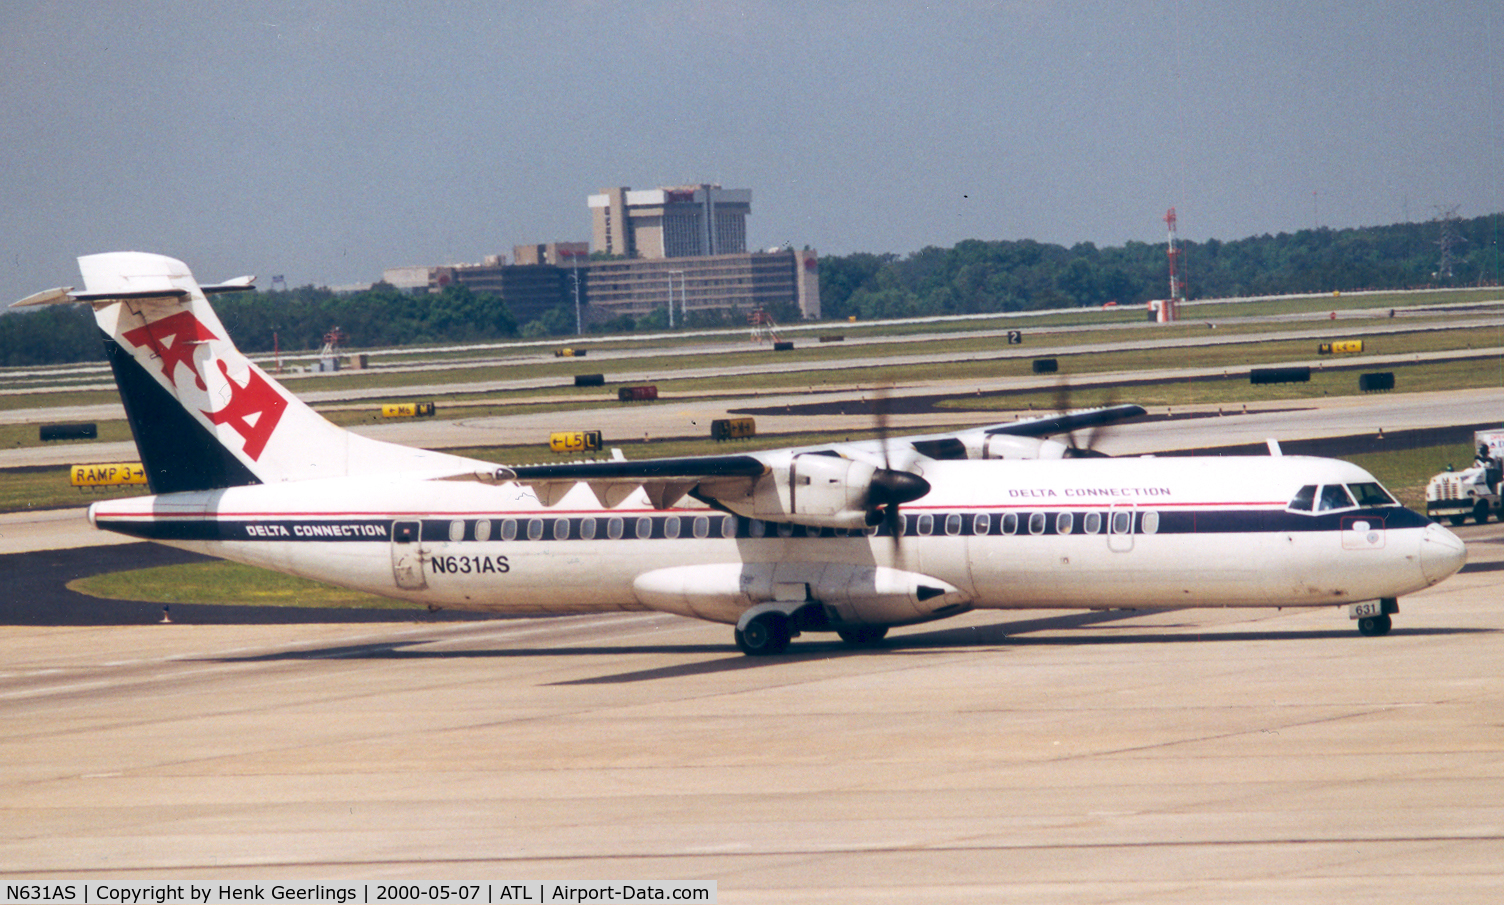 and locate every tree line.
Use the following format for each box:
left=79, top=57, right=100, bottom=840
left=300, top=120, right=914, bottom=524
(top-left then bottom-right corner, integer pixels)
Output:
left=817, top=213, right=1502, bottom=320
left=3, top=213, right=1498, bottom=367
